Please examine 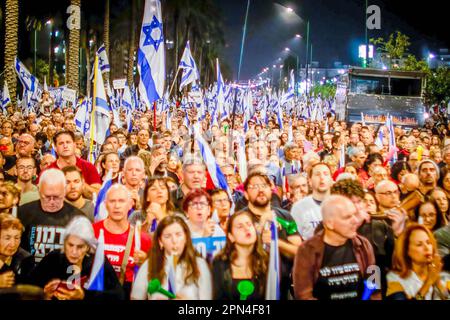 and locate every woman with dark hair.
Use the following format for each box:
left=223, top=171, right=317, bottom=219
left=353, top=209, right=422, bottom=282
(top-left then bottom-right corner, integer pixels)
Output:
left=131, top=215, right=212, bottom=300
left=100, top=152, right=121, bottom=183
left=428, top=188, right=450, bottom=225
left=438, top=168, right=450, bottom=199
left=128, top=176, right=178, bottom=235
left=415, top=199, right=447, bottom=232
left=212, top=211, right=268, bottom=300
left=390, top=159, right=411, bottom=184
left=363, top=153, right=384, bottom=176
left=387, top=223, right=449, bottom=300
left=183, top=189, right=225, bottom=238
